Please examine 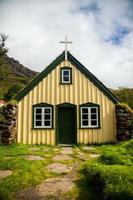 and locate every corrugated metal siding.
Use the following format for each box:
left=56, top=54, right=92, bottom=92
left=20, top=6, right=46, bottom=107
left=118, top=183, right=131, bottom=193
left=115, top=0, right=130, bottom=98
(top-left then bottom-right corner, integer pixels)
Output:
left=17, top=60, right=116, bottom=144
